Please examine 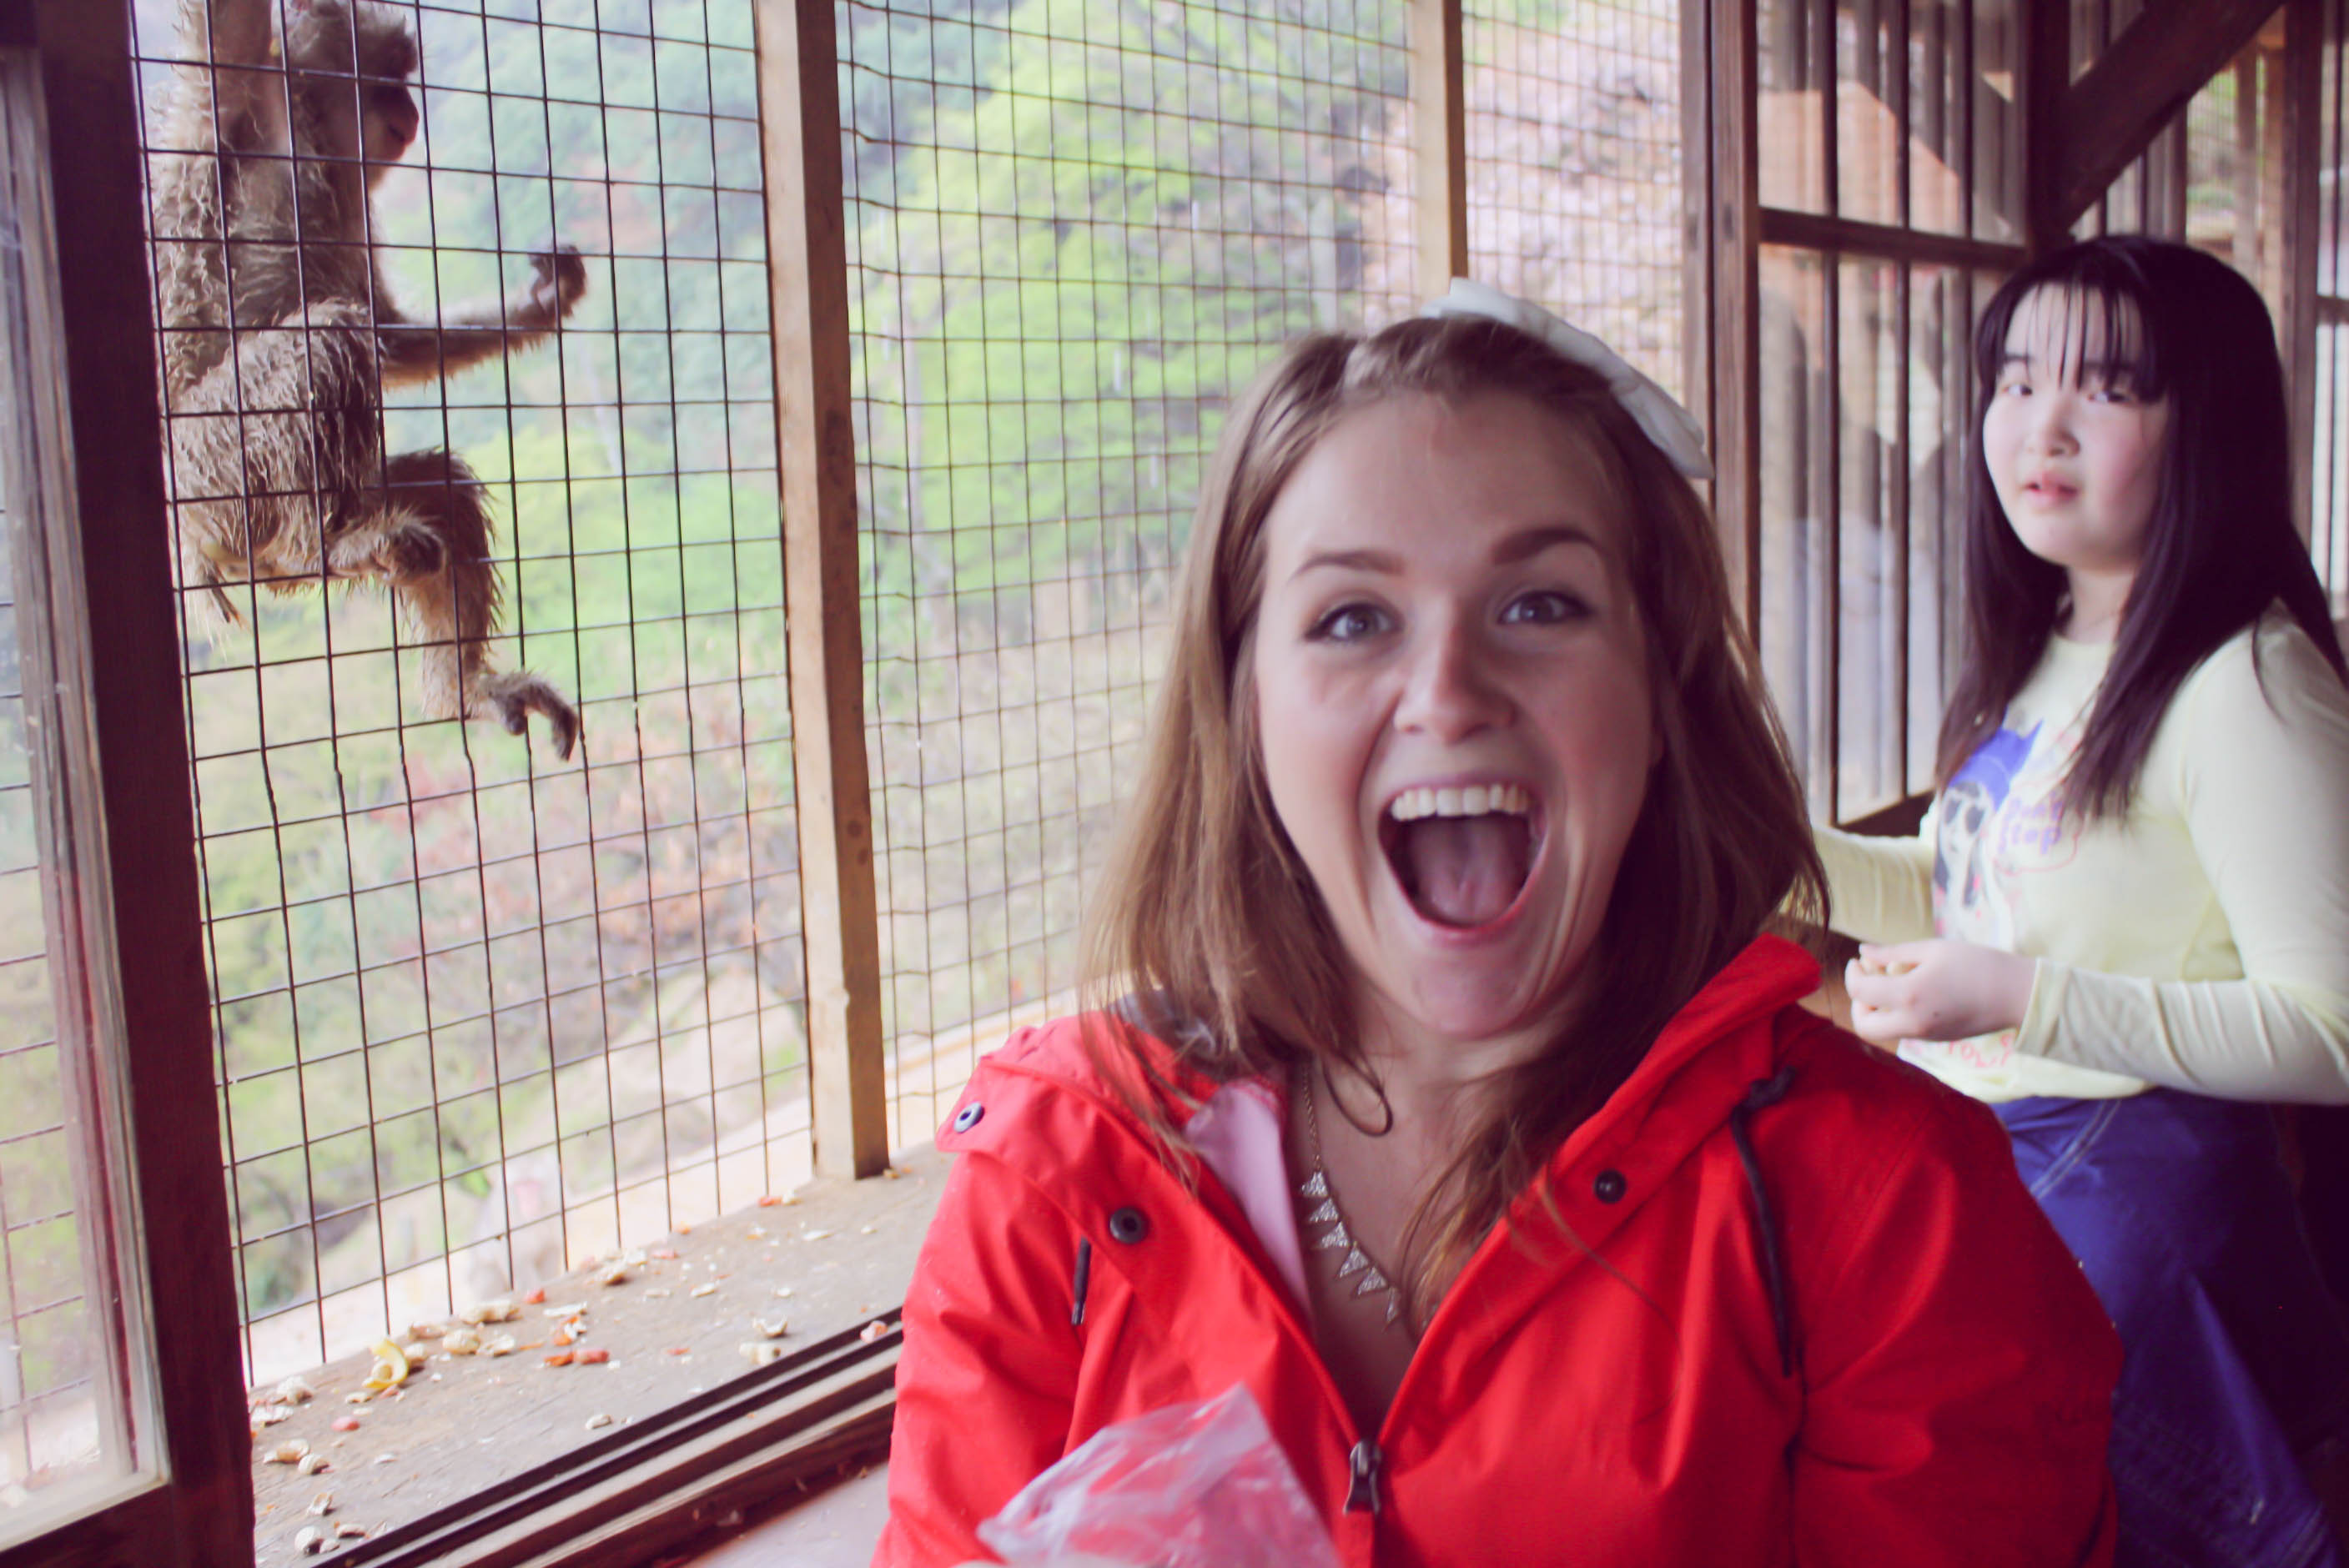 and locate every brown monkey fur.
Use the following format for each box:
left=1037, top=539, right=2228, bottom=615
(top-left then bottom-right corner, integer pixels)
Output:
left=148, top=0, right=582, bottom=758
